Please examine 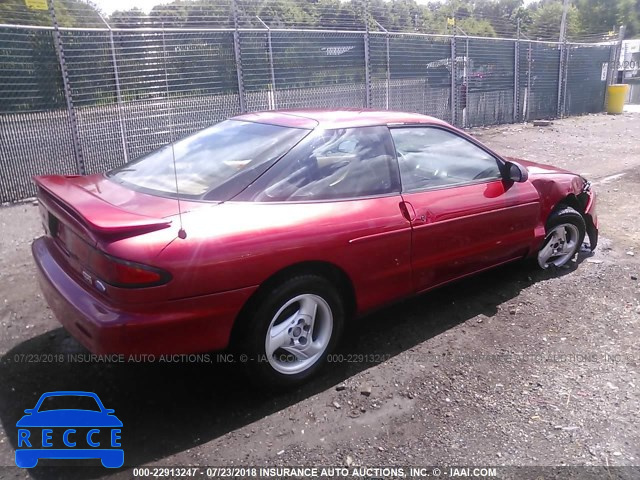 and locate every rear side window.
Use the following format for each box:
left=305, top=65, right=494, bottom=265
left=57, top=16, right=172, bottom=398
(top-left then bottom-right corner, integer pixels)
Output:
left=238, top=126, right=400, bottom=202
